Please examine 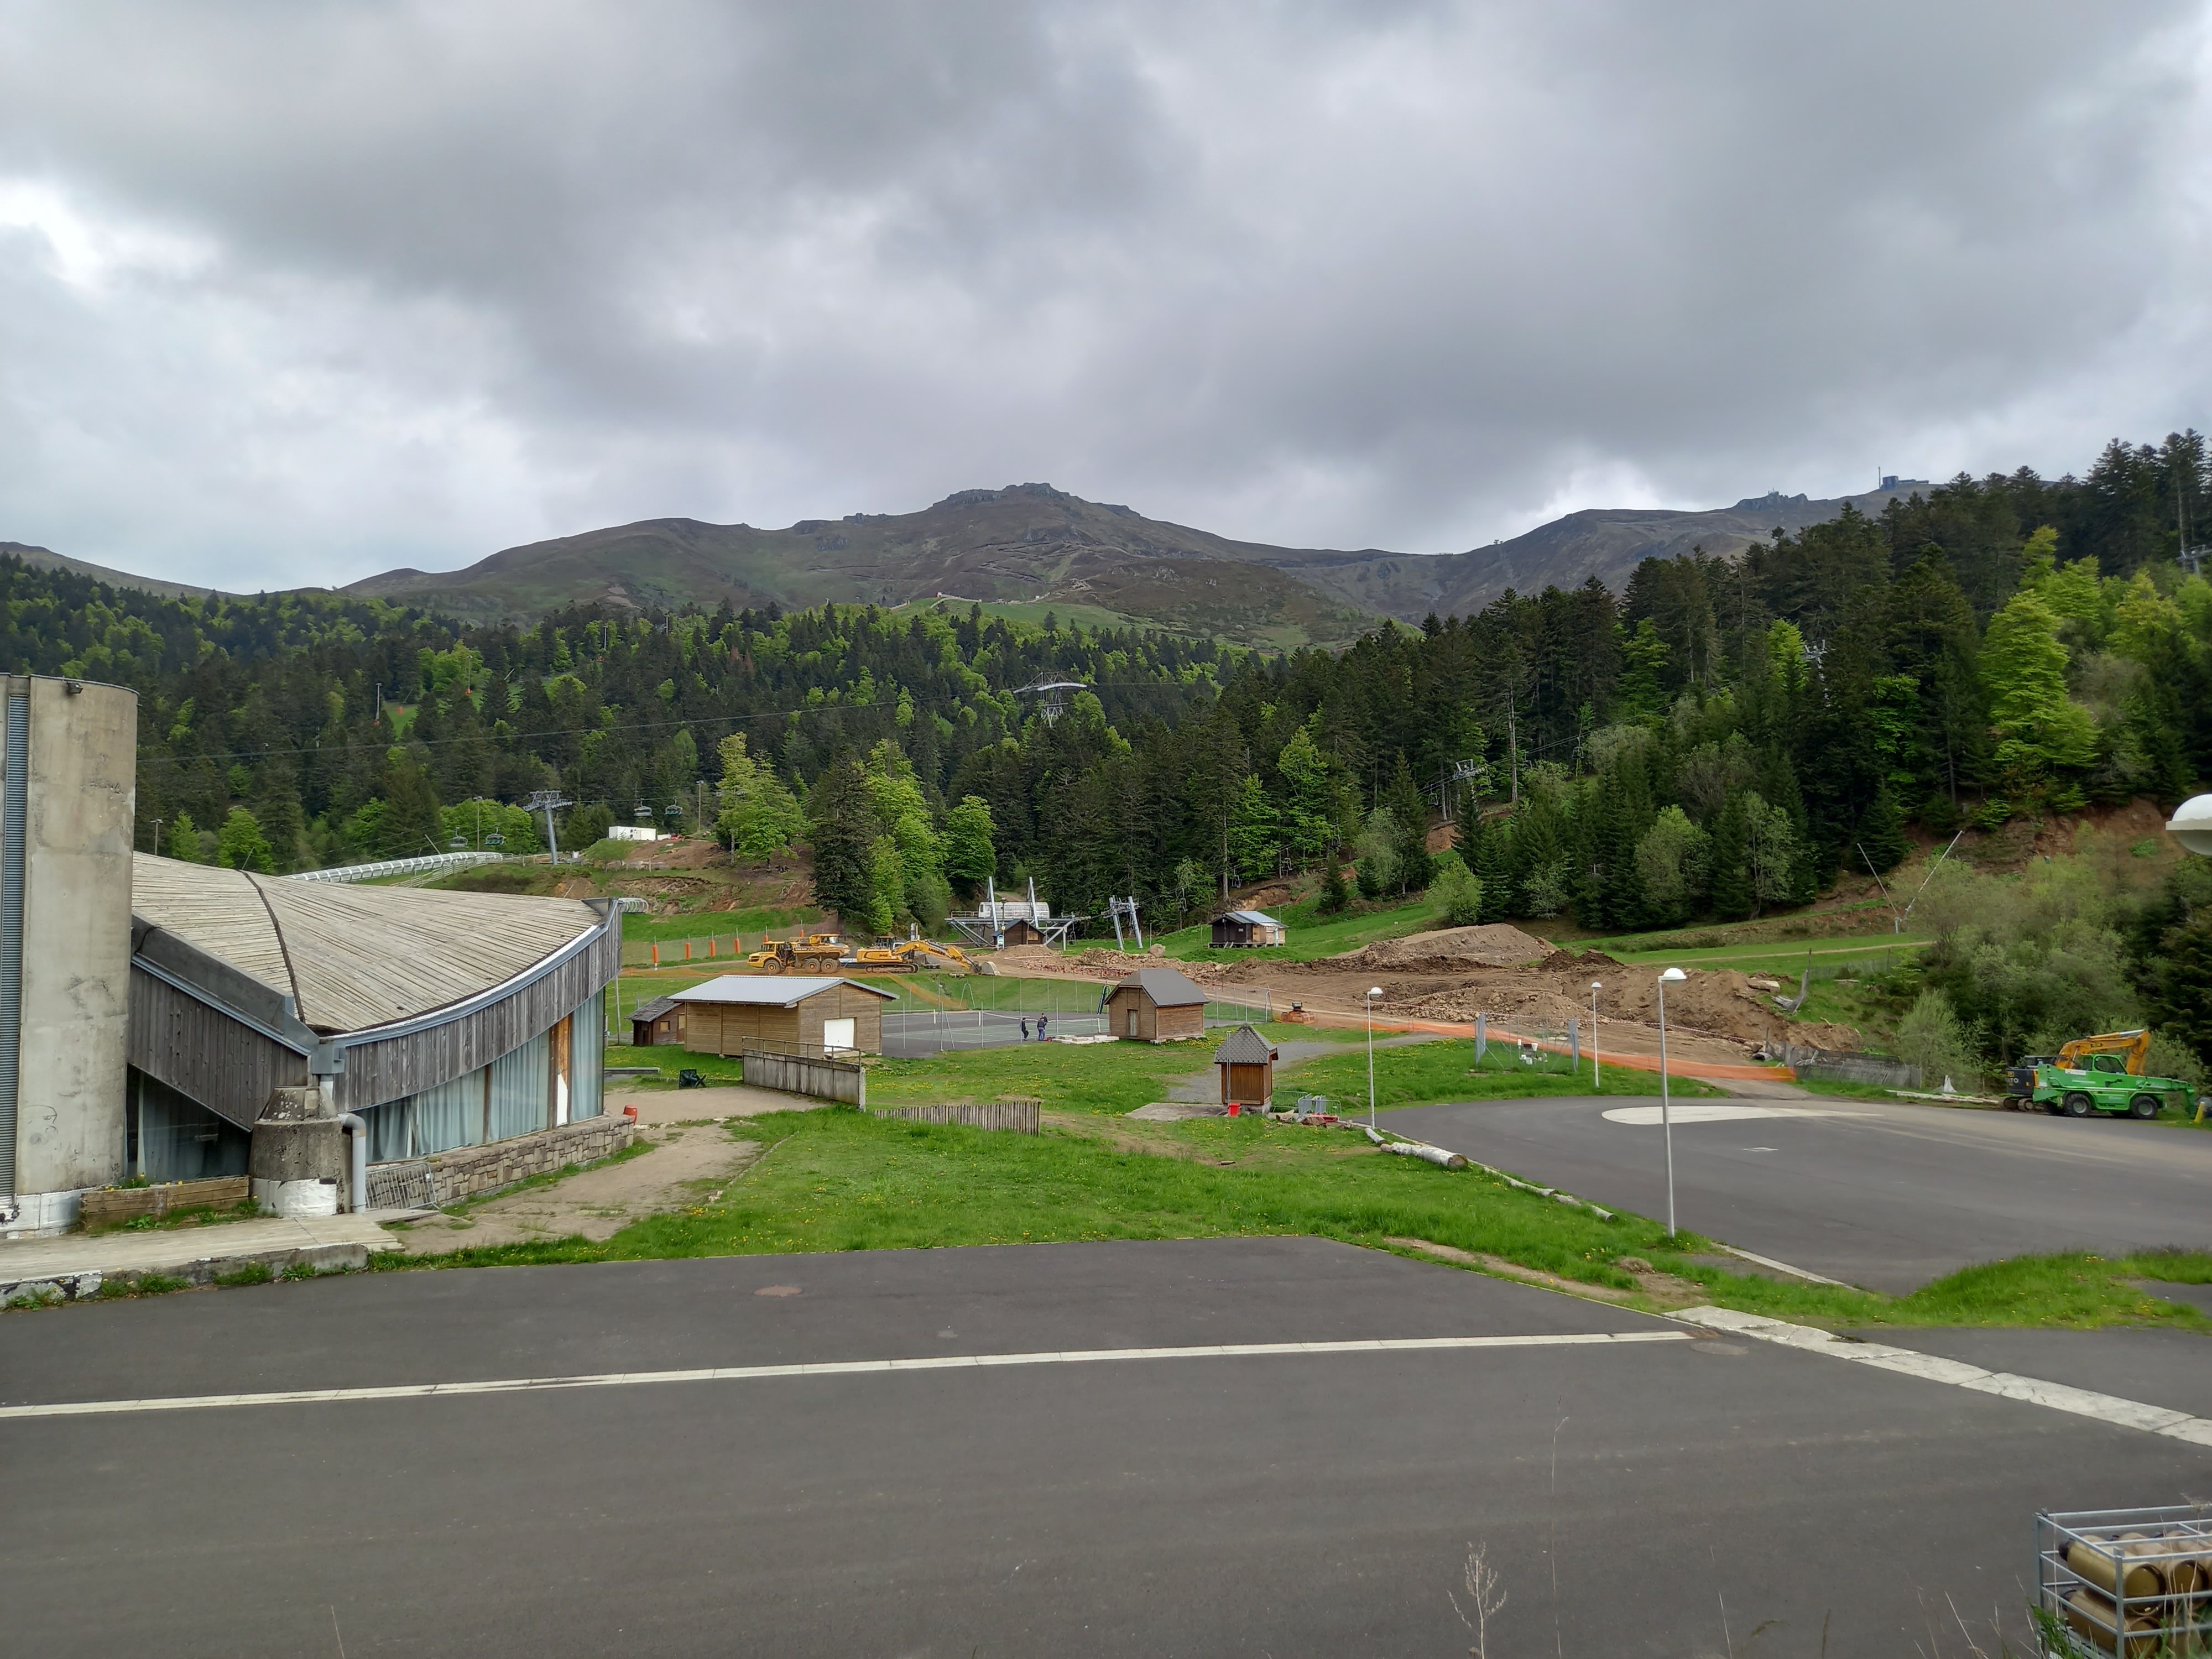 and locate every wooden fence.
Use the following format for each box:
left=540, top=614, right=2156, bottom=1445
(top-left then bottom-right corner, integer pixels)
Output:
left=873, top=1098, right=1041, bottom=1134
